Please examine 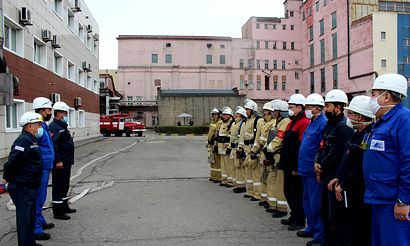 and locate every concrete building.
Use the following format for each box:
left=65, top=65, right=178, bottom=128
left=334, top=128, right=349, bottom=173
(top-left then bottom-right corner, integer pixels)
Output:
left=99, top=72, right=122, bottom=115
left=0, top=0, right=100, bottom=158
